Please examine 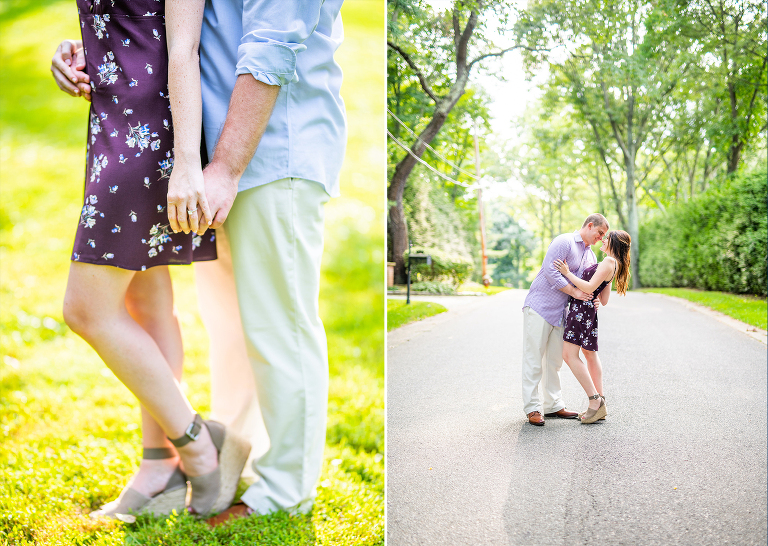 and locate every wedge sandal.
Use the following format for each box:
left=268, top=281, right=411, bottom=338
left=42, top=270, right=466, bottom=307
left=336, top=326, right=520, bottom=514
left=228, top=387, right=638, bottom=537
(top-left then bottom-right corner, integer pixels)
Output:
left=89, top=447, right=187, bottom=521
left=169, top=414, right=251, bottom=517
